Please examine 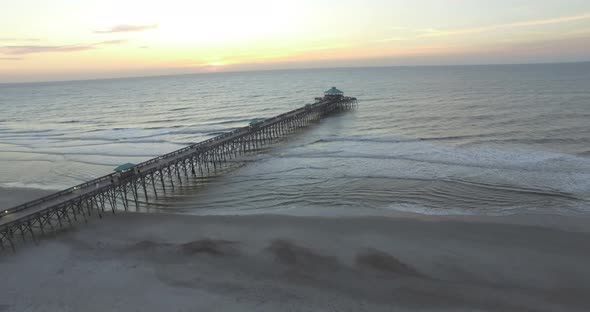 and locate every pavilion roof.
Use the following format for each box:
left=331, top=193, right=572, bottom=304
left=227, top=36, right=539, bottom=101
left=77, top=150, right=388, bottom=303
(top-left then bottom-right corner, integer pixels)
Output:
left=324, top=87, right=344, bottom=95
left=114, top=163, right=136, bottom=172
